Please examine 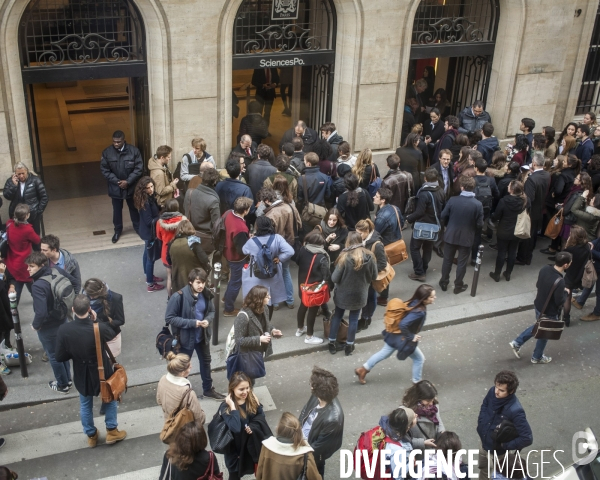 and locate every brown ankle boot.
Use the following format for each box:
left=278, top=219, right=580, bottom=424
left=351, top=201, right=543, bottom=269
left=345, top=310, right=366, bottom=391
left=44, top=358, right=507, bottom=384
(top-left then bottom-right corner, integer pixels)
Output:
left=87, top=429, right=98, bottom=448
left=355, top=367, right=368, bottom=385
left=106, top=428, right=127, bottom=445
